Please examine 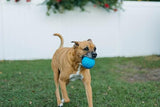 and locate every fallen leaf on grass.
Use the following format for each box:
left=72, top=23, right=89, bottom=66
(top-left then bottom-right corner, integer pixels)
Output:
left=108, top=86, right=112, bottom=91
left=32, top=90, right=35, bottom=93
left=29, top=101, right=32, bottom=104
left=71, top=86, right=74, bottom=89
left=103, top=92, right=108, bottom=95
